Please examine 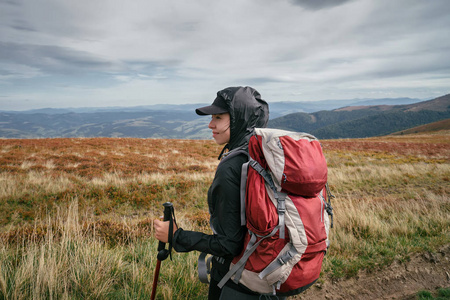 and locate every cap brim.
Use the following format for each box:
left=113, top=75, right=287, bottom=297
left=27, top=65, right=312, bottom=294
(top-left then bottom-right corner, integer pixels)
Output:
left=195, top=104, right=228, bottom=116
